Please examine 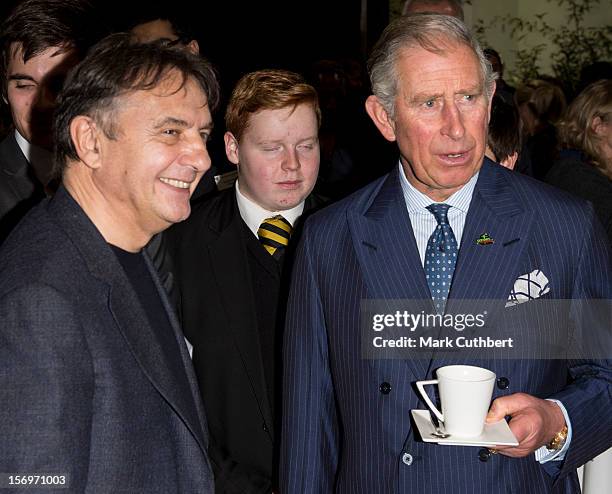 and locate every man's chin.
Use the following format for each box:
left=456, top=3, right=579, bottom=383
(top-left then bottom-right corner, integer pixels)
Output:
left=273, top=192, right=309, bottom=211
